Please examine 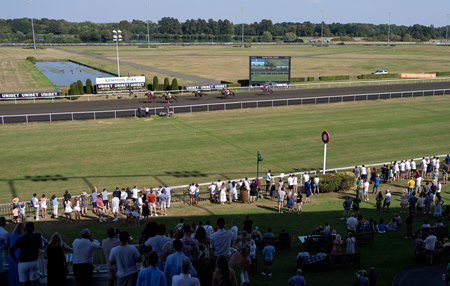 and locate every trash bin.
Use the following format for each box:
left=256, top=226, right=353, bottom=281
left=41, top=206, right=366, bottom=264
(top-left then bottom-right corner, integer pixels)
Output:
left=241, top=189, right=249, bottom=203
